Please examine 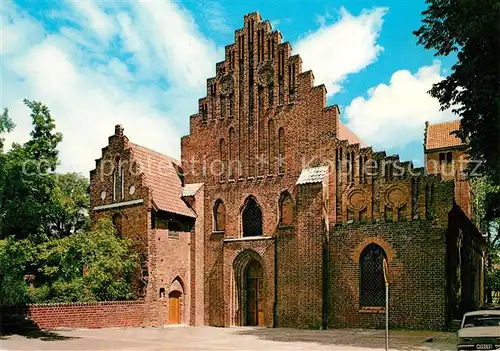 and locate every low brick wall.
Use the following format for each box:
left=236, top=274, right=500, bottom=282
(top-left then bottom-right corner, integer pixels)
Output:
left=28, top=301, right=149, bottom=329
